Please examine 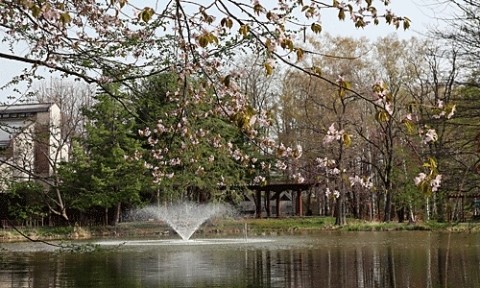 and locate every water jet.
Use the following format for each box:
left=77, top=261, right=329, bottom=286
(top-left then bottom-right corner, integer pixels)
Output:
left=131, top=202, right=229, bottom=240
